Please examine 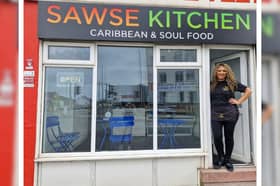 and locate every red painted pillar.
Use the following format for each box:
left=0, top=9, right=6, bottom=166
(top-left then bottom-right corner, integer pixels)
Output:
left=24, top=1, right=39, bottom=186
left=0, top=2, right=17, bottom=186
